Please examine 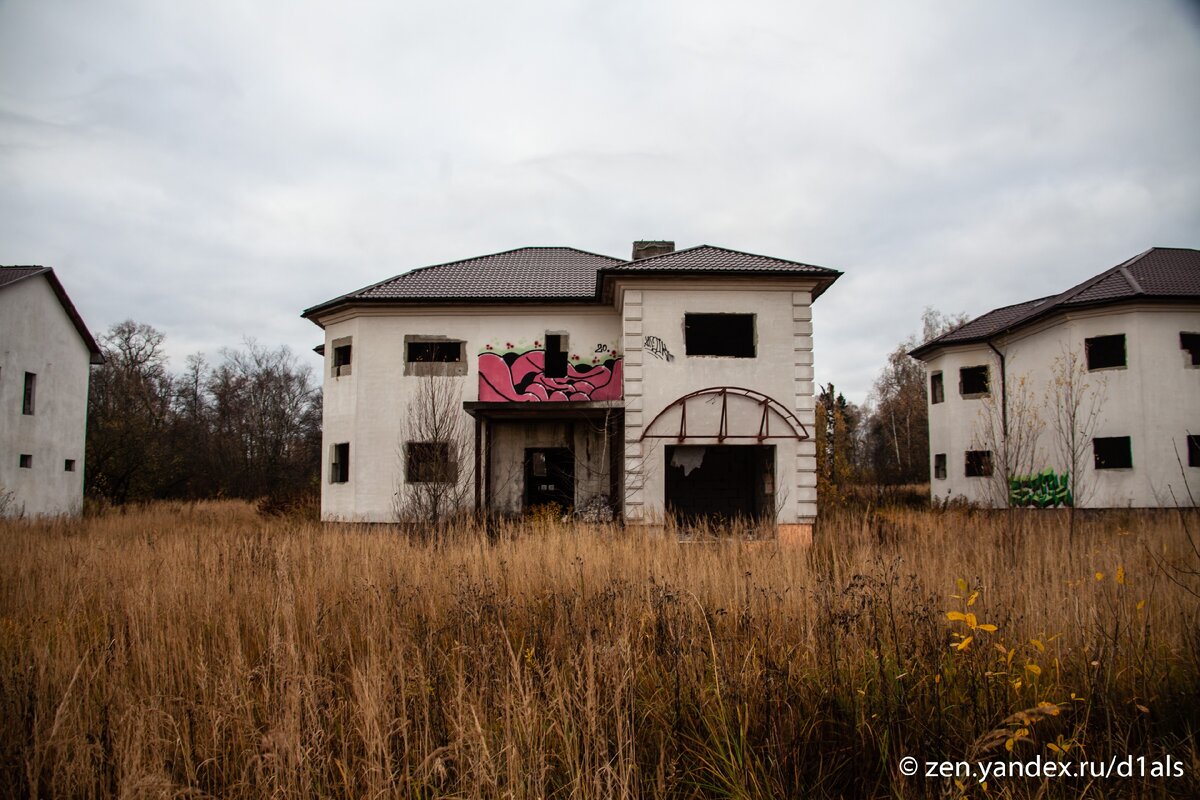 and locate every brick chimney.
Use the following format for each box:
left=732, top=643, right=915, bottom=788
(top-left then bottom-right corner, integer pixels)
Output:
left=632, top=240, right=675, bottom=260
